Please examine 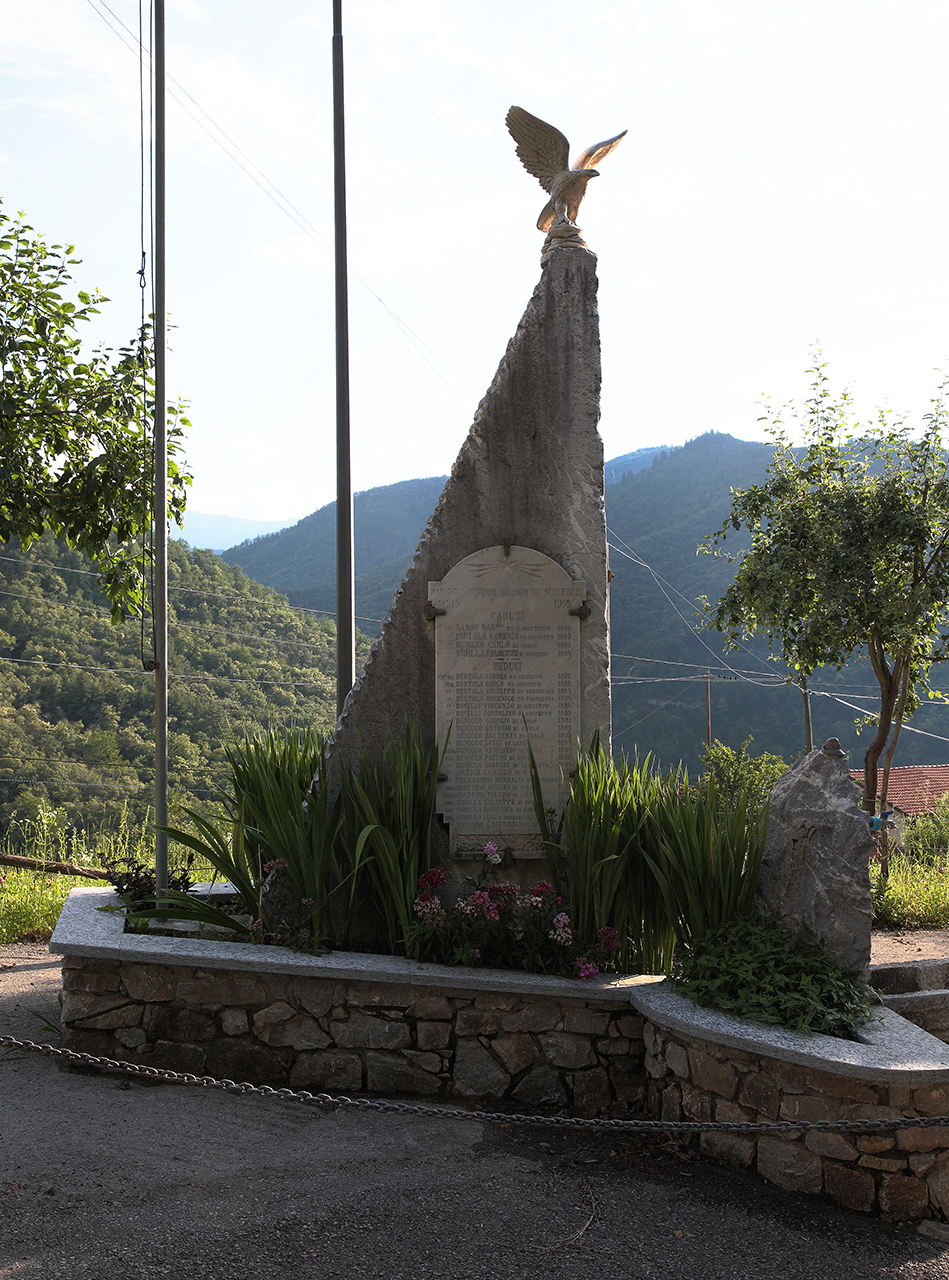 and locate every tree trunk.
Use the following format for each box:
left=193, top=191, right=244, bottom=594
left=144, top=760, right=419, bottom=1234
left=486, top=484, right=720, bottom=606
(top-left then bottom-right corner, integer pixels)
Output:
left=877, top=655, right=912, bottom=880
left=863, top=637, right=901, bottom=816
